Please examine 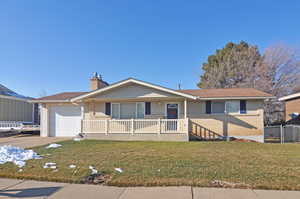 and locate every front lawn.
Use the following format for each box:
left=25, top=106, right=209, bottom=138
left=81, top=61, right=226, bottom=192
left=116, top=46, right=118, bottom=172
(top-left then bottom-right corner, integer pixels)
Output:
left=0, top=140, right=300, bottom=190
